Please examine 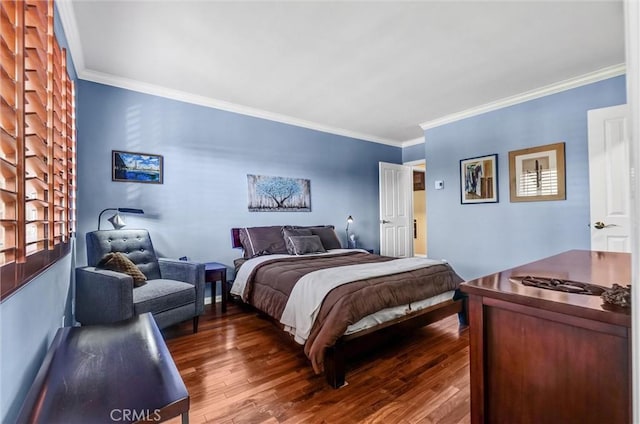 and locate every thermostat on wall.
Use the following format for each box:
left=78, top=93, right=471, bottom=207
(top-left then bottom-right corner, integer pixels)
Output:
left=435, top=180, right=444, bottom=190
